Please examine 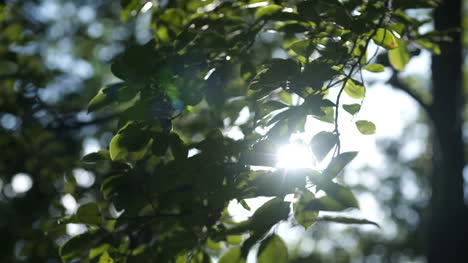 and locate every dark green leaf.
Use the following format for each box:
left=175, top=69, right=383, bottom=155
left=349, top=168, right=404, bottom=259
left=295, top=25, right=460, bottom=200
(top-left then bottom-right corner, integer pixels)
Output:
left=250, top=198, right=290, bottom=233
left=169, top=133, right=188, bottom=160
left=323, top=151, right=358, bottom=179
left=88, top=83, right=126, bottom=113
left=310, top=131, right=338, bottom=161
left=59, top=231, right=104, bottom=262
left=305, top=183, right=358, bottom=211
left=342, top=104, right=361, bottom=115
left=76, top=202, right=101, bottom=225
left=82, top=150, right=111, bottom=162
